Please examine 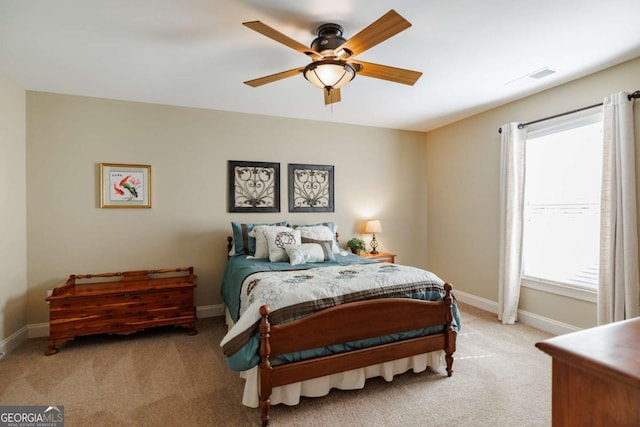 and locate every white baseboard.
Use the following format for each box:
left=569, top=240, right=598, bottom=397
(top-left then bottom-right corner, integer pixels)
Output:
left=453, top=289, right=498, bottom=314
left=196, top=304, right=225, bottom=319
left=0, top=326, right=29, bottom=358
left=6, top=296, right=578, bottom=357
left=26, top=304, right=225, bottom=340
left=2, top=303, right=227, bottom=356
left=28, top=322, right=49, bottom=339
left=516, top=309, right=581, bottom=335
left=454, top=289, right=580, bottom=335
